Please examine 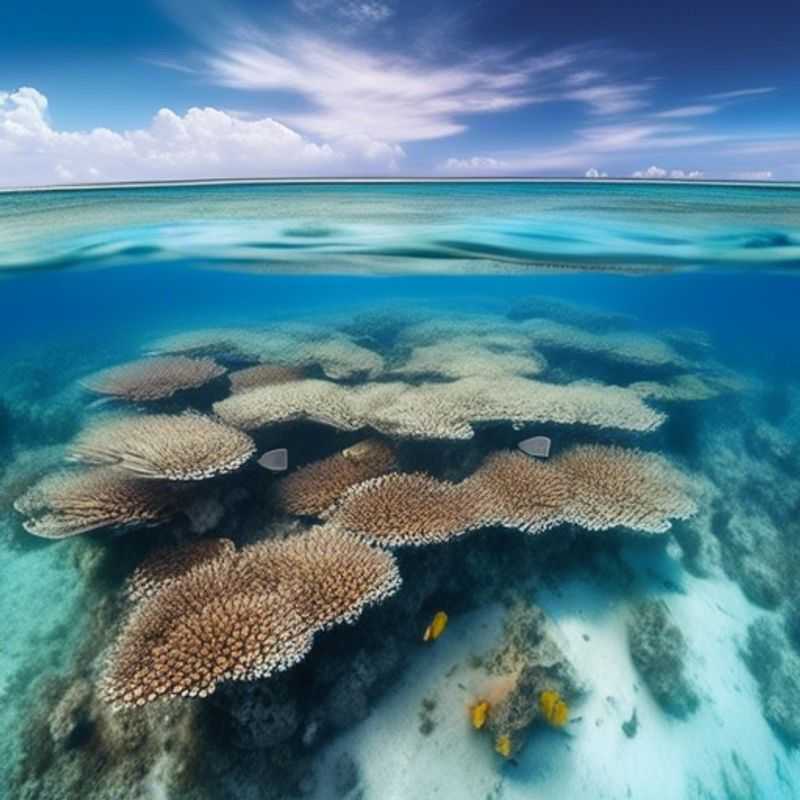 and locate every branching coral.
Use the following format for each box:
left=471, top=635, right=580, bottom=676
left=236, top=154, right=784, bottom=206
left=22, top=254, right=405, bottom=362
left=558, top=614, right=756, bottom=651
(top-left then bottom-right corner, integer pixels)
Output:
left=102, top=527, right=401, bottom=707
left=82, top=356, right=226, bottom=402
left=127, top=538, right=236, bottom=602
left=274, top=439, right=397, bottom=516
left=229, top=364, right=305, bottom=394
left=14, top=467, right=180, bottom=538
left=245, top=526, right=402, bottom=629
left=387, top=339, right=547, bottom=381
left=327, top=445, right=696, bottom=545
left=214, top=375, right=665, bottom=439
left=149, top=327, right=383, bottom=380
left=102, top=554, right=314, bottom=707
left=68, top=413, right=256, bottom=480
